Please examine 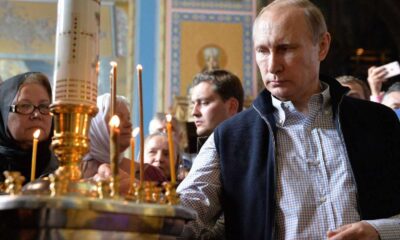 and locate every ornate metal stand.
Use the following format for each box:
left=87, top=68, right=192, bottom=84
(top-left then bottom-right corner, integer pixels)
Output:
left=0, top=195, right=195, bottom=240
left=0, top=0, right=196, bottom=239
